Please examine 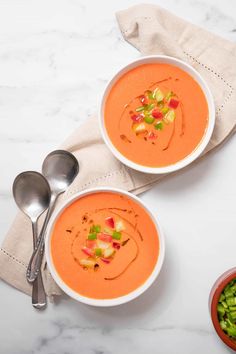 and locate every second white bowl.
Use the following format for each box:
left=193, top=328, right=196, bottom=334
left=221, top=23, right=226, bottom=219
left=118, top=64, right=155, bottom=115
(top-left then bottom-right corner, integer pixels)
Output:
left=45, top=187, right=165, bottom=307
left=99, top=55, right=215, bottom=174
